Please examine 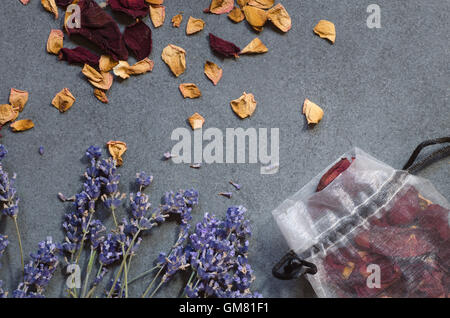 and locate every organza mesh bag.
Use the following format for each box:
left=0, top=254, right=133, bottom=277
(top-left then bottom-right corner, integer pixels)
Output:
left=272, top=138, right=450, bottom=298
